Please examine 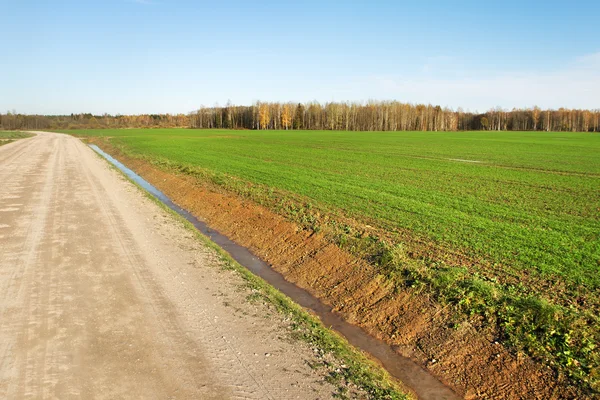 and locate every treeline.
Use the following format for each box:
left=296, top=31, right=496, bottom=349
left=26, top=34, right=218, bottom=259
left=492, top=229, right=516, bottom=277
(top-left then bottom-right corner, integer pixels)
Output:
left=191, top=102, right=600, bottom=132
left=0, top=112, right=189, bottom=131
left=2, top=102, right=599, bottom=132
